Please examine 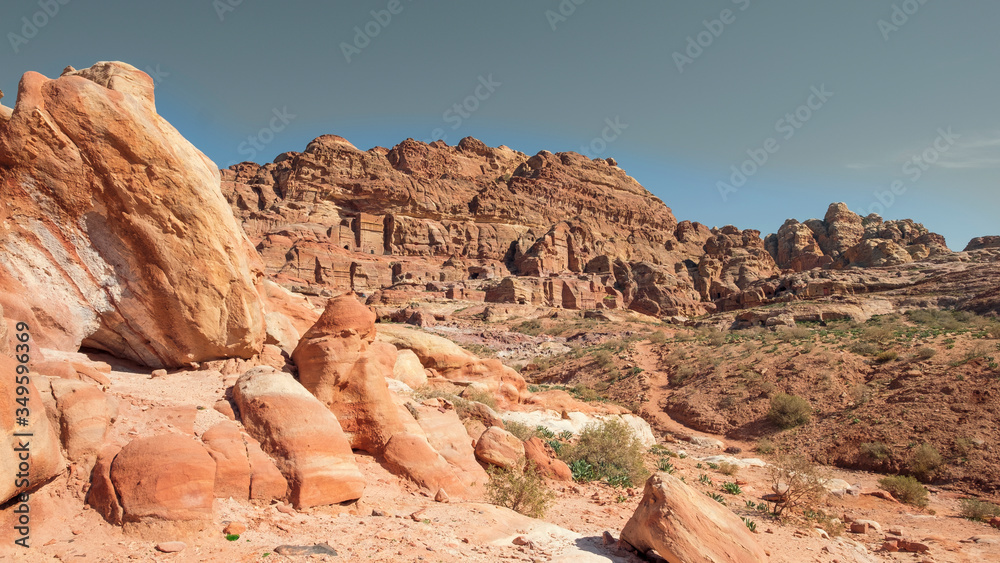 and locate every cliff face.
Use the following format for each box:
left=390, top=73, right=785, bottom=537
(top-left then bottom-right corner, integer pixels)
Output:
left=223, top=135, right=964, bottom=319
